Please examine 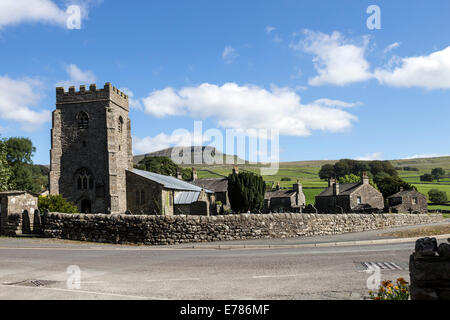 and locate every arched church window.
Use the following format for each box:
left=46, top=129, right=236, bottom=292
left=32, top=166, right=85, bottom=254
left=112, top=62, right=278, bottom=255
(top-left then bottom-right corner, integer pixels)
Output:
left=75, top=168, right=94, bottom=190
left=118, top=116, right=123, bottom=133
left=78, top=112, right=89, bottom=129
